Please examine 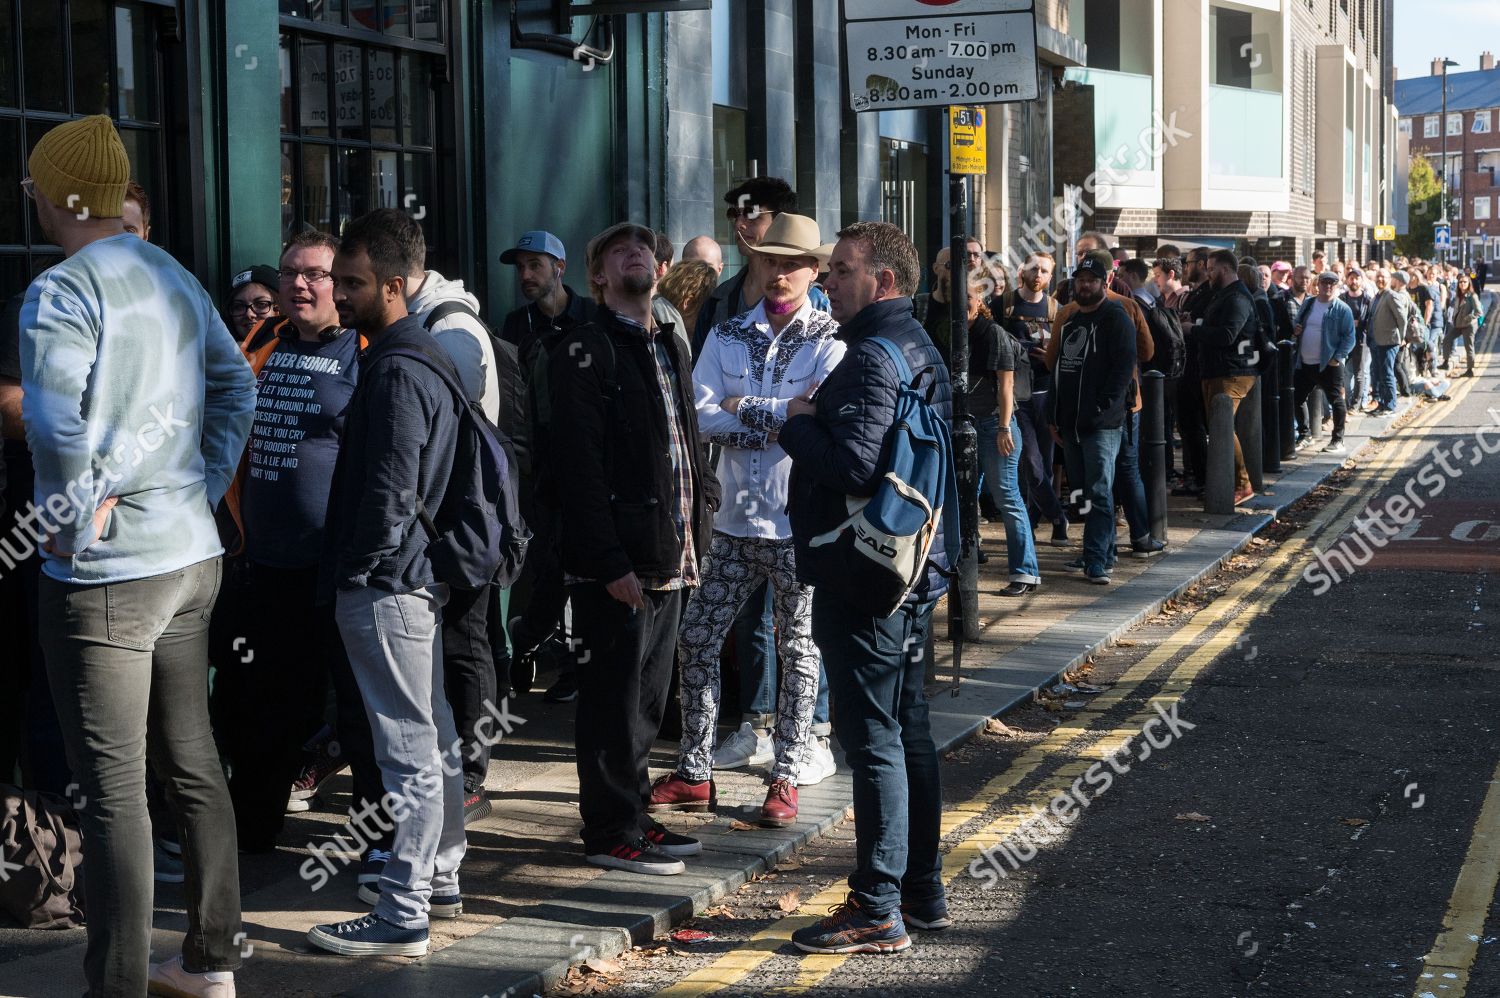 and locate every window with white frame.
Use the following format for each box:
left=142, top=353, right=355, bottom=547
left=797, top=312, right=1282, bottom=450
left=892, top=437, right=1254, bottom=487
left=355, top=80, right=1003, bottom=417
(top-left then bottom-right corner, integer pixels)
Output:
left=1474, top=110, right=1492, bottom=133
left=1399, top=117, right=1412, bottom=136
left=1425, top=115, right=1440, bottom=137
left=1476, top=197, right=1491, bottom=220
left=1449, top=113, right=1464, bottom=135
